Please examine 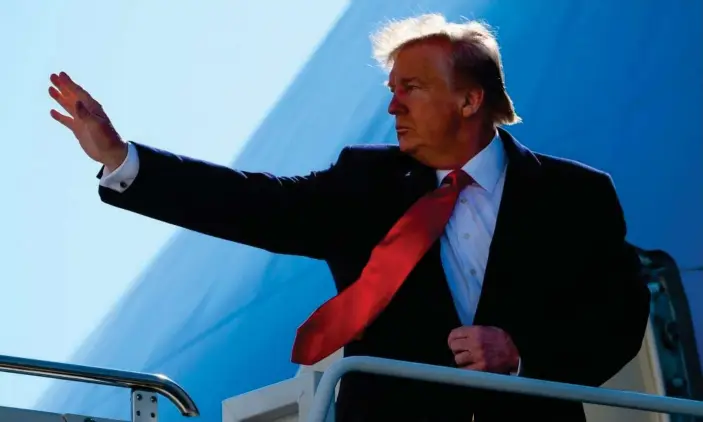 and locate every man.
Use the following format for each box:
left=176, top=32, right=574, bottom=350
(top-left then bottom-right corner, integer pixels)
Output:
left=48, top=13, right=649, bottom=422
